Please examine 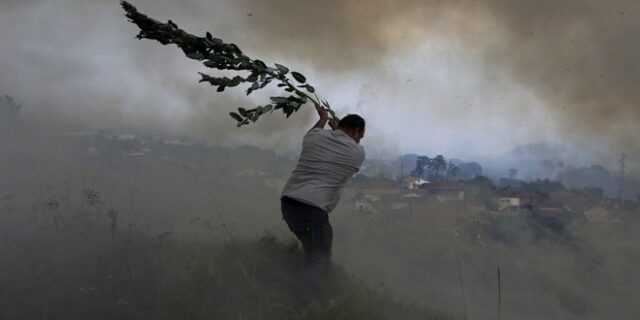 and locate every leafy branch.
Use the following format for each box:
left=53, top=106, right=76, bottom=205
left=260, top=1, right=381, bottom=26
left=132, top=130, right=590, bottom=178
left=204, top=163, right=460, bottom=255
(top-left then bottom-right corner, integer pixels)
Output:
left=121, top=1, right=337, bottom=127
